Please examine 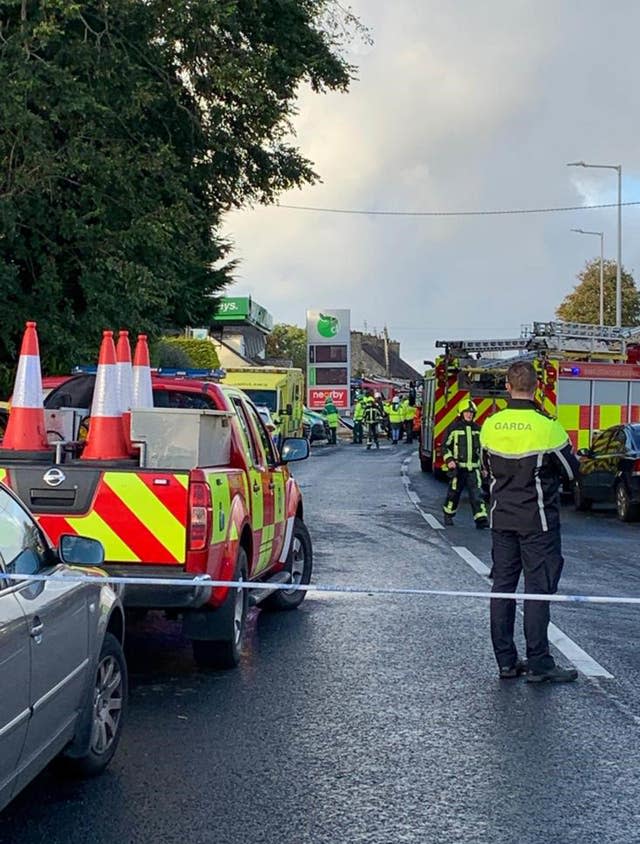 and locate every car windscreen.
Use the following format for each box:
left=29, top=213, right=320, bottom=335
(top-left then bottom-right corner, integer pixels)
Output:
left=243, top=389, right=277, bottom=412
left=627, top=427, right=640, bottom=451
